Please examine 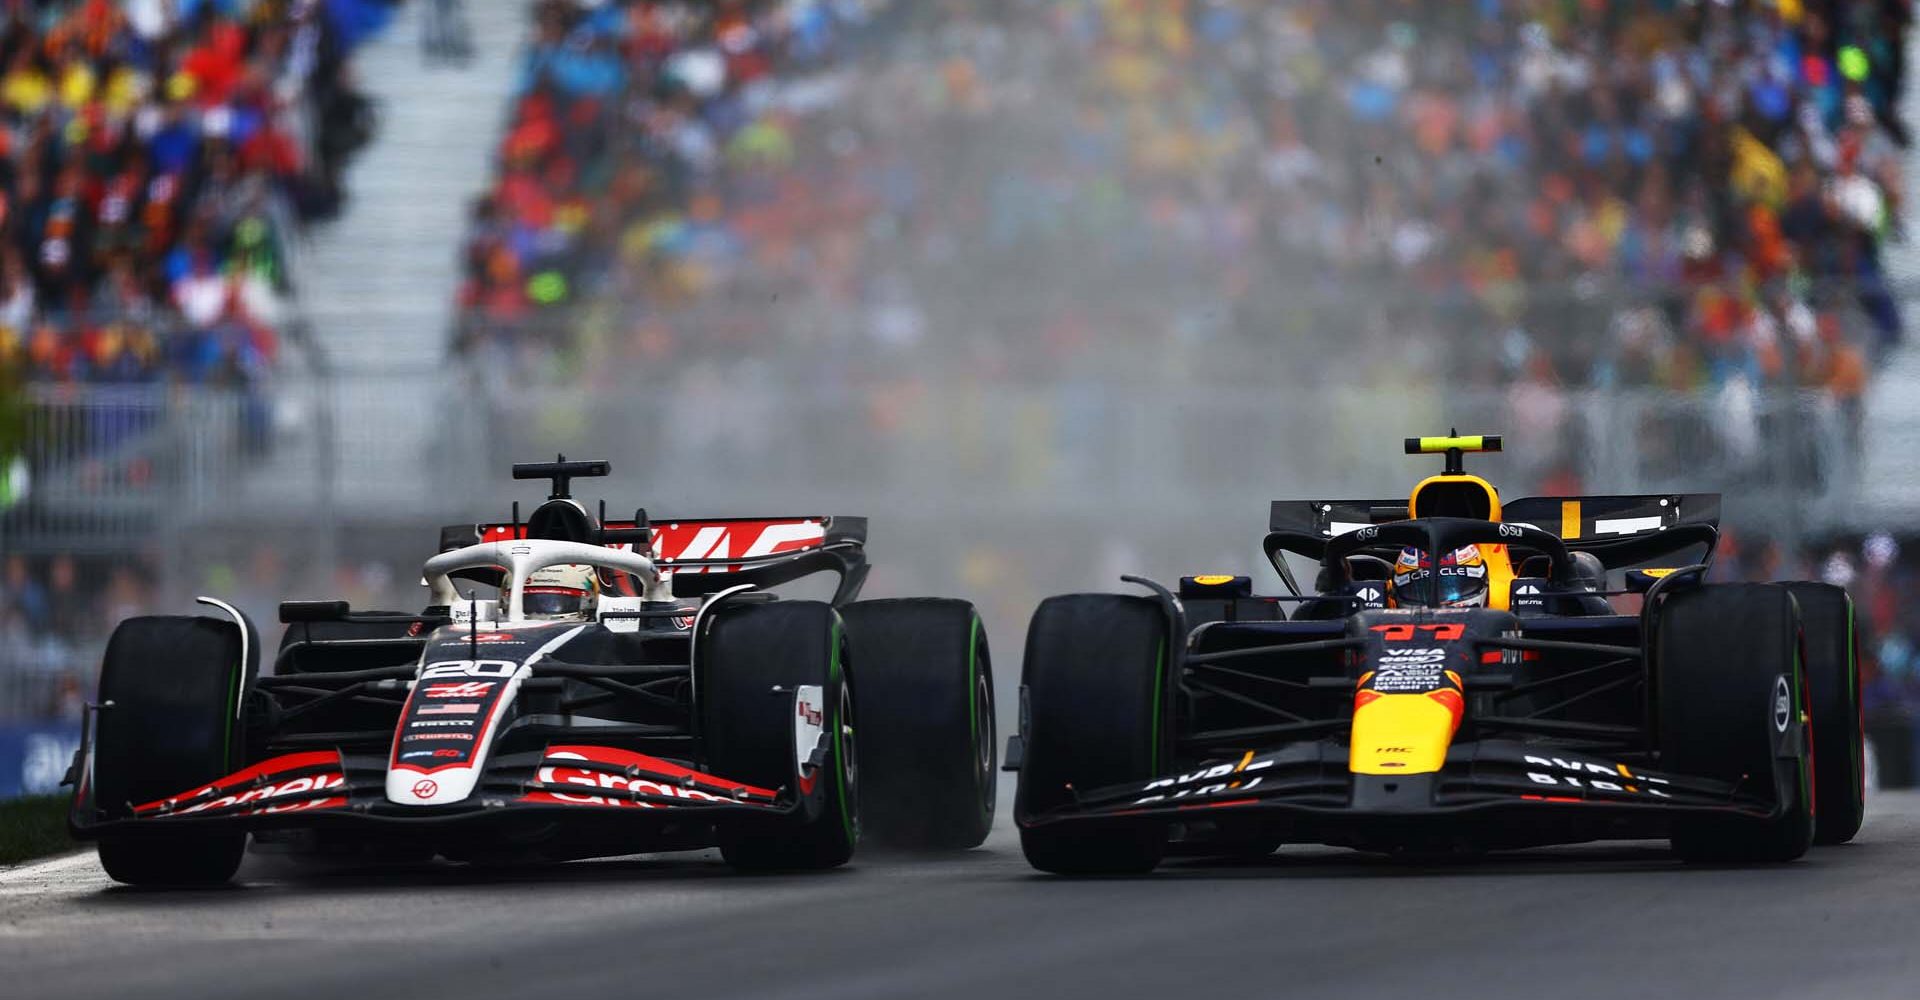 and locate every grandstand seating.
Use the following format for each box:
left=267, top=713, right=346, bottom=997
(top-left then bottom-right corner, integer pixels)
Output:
left=0, top=0, right=391, bottom=389
left=454, top=0, right=1909, bottom=401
